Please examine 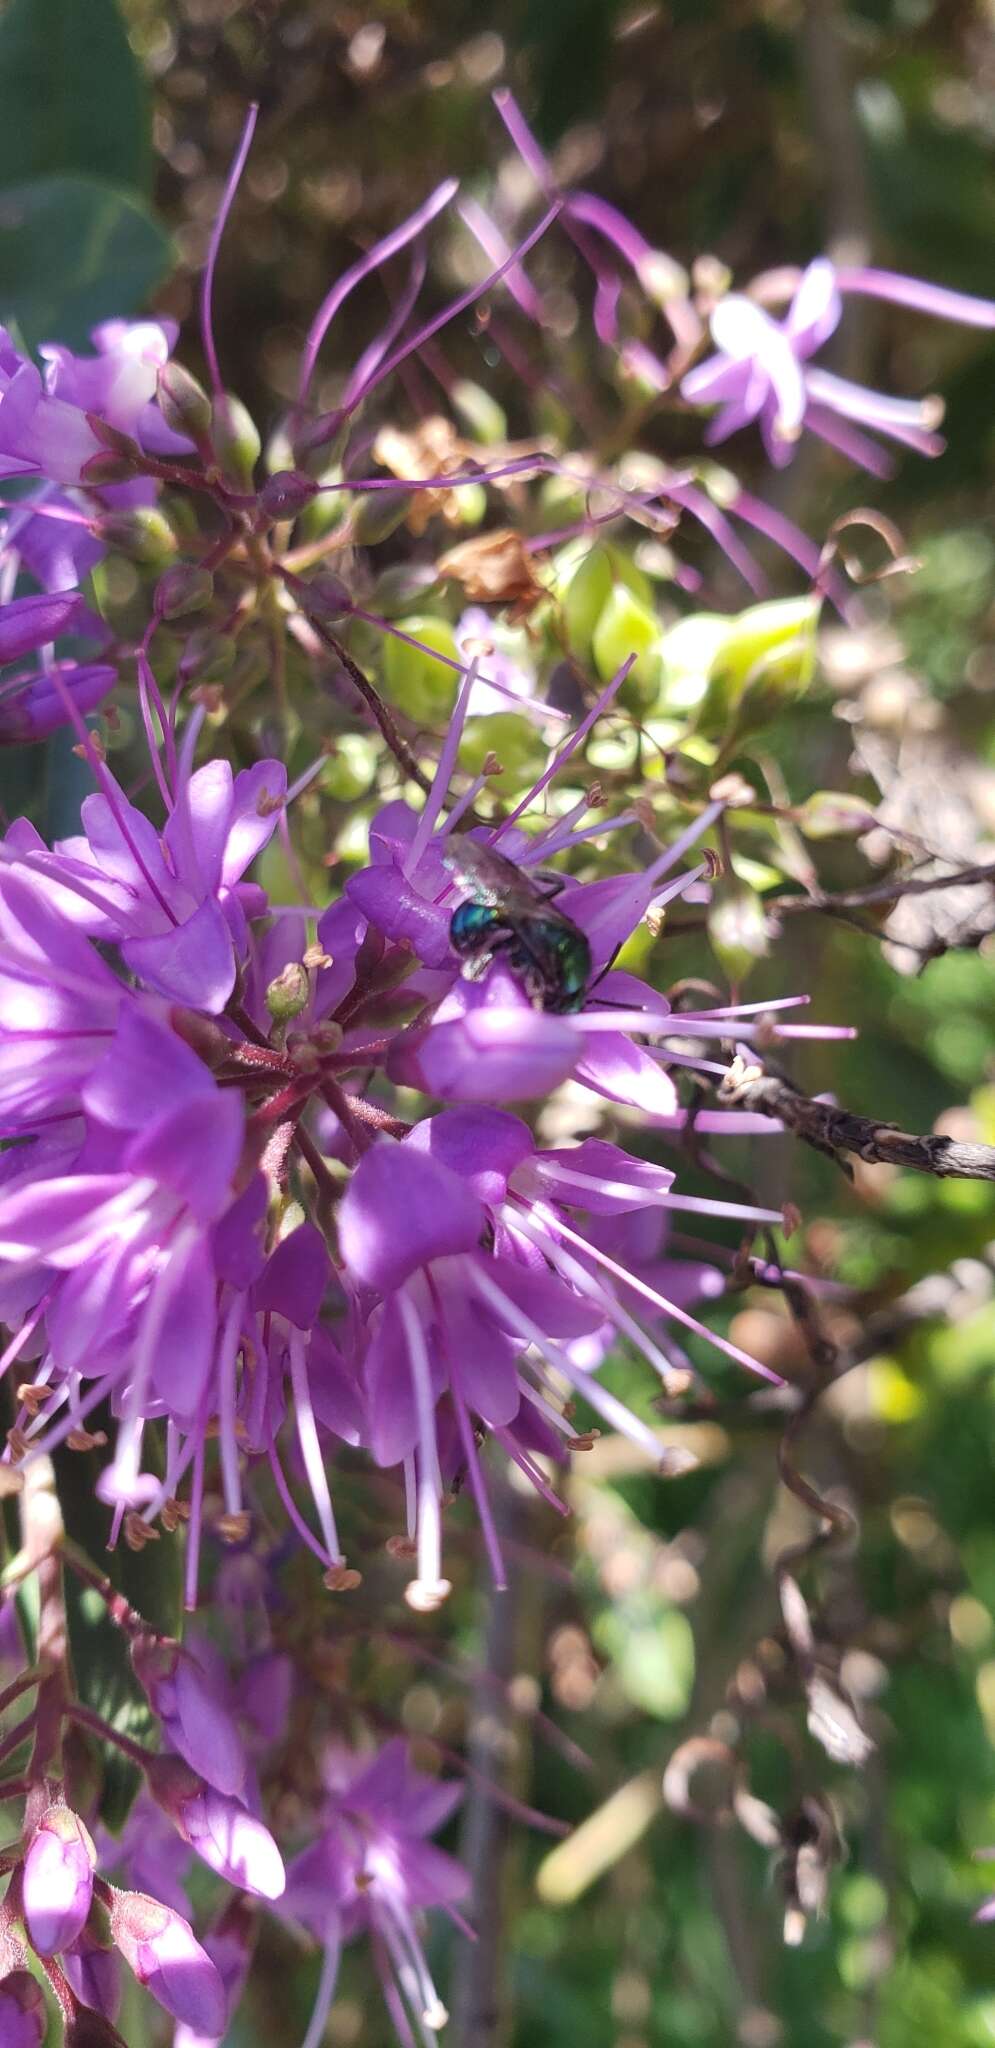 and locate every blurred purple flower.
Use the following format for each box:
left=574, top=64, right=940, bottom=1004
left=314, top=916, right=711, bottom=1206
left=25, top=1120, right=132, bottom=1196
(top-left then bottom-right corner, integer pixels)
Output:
left=283, top=1740, right=467, bottom=2045
left=682, top=257, right=995, bottom=471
